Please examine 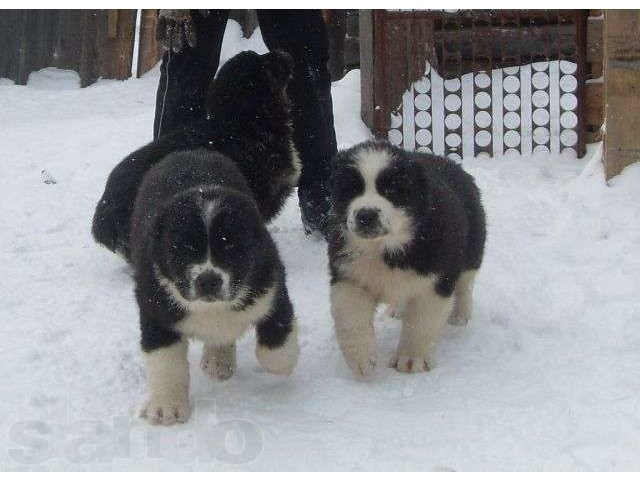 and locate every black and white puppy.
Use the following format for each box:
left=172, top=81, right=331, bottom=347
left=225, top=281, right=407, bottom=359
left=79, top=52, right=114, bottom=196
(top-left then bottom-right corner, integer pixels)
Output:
left=131, top=149, right=298, bottom=426
left=92, top=50, right=300, bottom=259
left=327, top=140, right=486, bottom=375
